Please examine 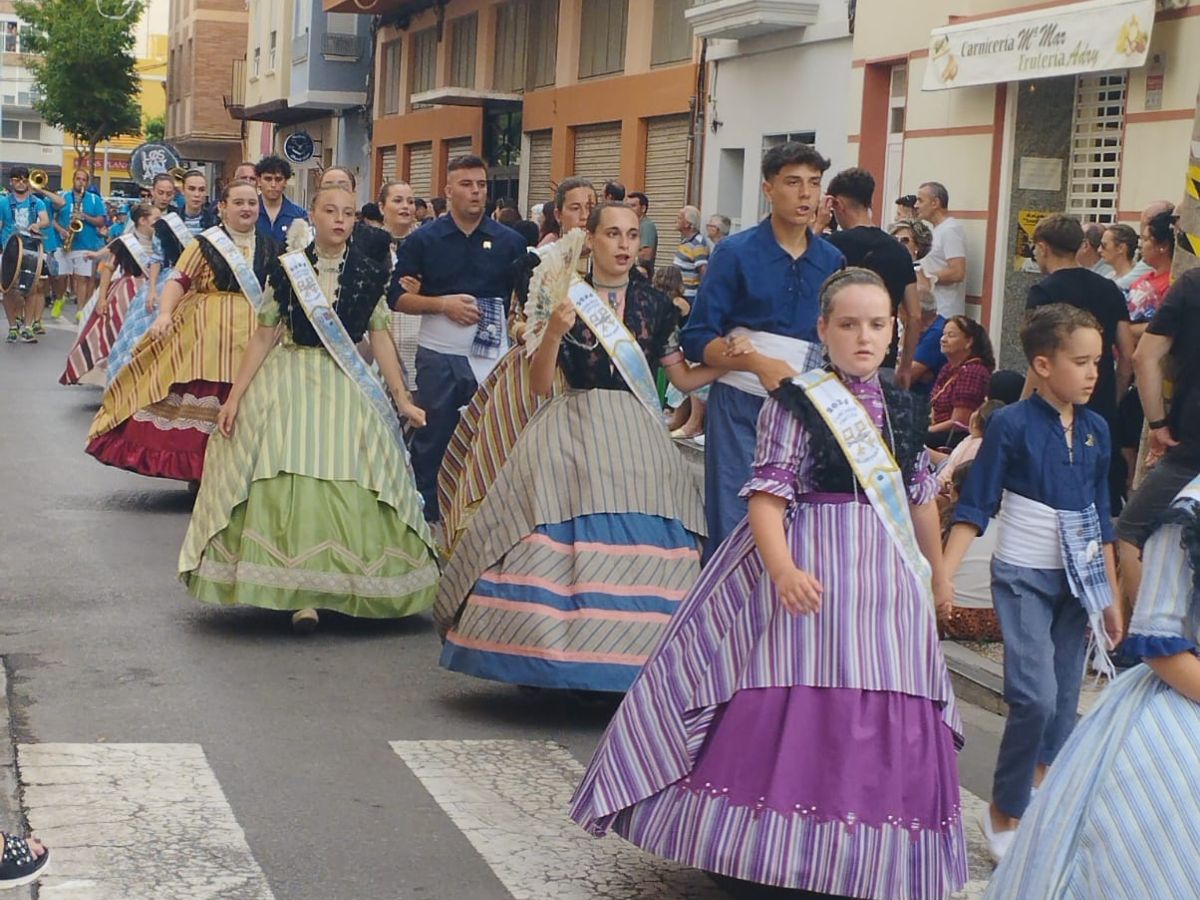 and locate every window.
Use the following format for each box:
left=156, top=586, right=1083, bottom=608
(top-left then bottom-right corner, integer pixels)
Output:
left=579, top=0, right=627, bottom=79
left=449, top=14, right=477, bottom=89
left=252, top=46, right=261, bottom=78
left=651, top=0, right=690, bottom=67
left=410, top=27, right=437, bottom=97
left=0, top=120, right=17, bottom=140
left=381, top=39, right=402, bottom=116
left=759, top=131, right=817, bottom=218
left=269, top=31, right=277, bottom=72
left=494, top=0, right=558, bottom=93
left=1, top=19, right=34, bottom=54
left=1067, top=72, right=1127, bottom=224
left=21, top=120, right=40, bottom=142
